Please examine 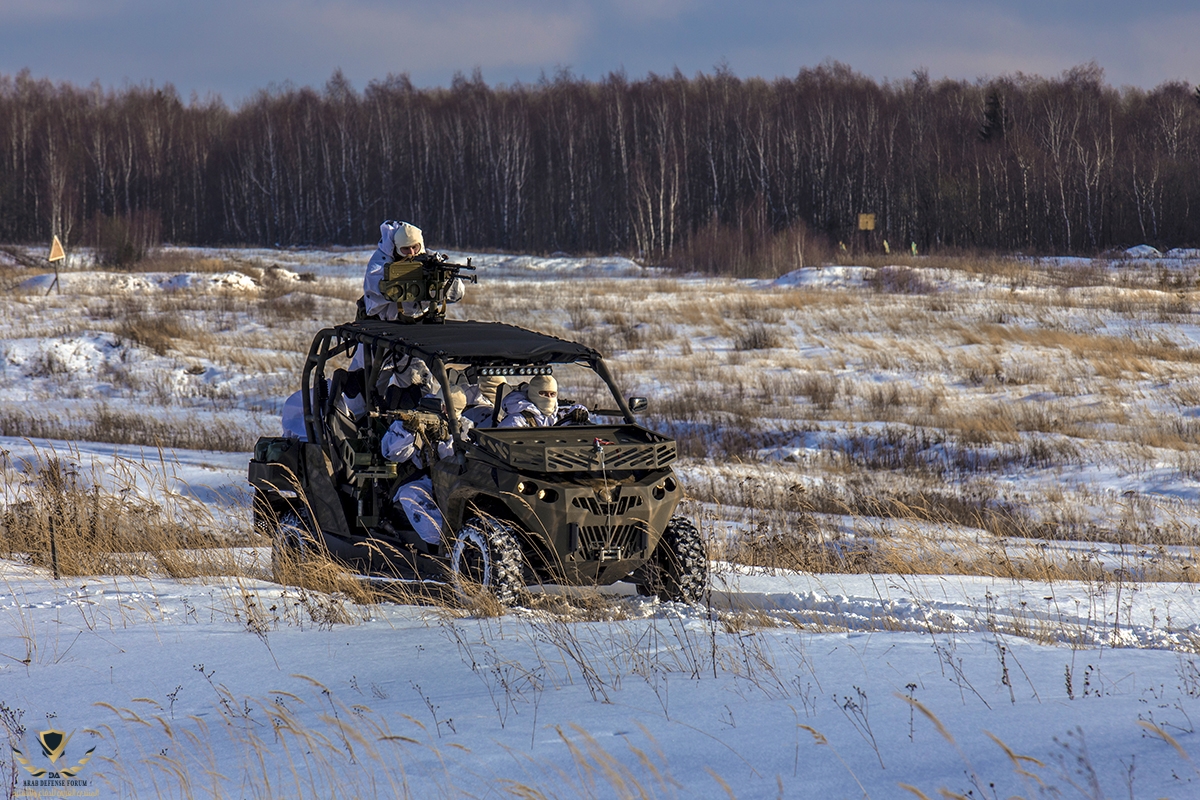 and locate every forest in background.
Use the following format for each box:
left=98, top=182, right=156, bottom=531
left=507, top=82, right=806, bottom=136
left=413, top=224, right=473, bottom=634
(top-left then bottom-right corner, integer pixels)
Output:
left=2, top=62, right=1199, bottom=272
